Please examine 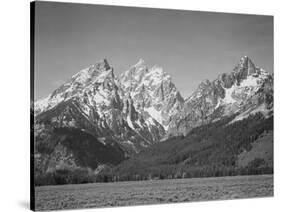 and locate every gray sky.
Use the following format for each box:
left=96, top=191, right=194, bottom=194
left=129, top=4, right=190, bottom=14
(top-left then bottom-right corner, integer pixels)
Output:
left=34, top=1, right=273, bottom=99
